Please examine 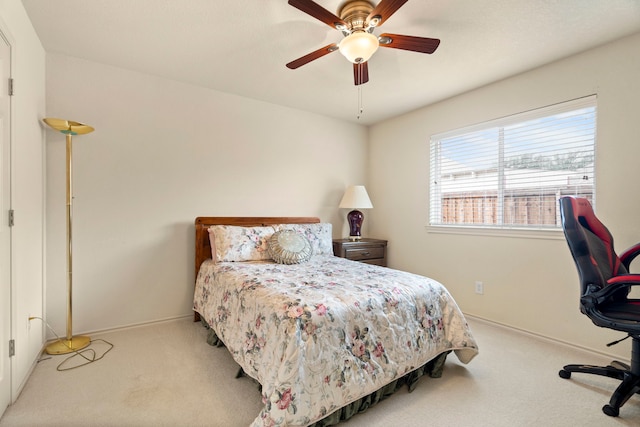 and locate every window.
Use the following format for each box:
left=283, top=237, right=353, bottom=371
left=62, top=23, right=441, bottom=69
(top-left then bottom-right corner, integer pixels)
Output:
left=429, top=96, right=596, bottom=230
